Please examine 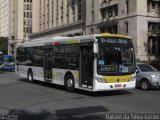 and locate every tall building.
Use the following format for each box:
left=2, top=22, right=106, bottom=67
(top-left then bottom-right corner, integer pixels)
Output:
left=86, top=0, right=160, bottom=66
left=6, top=0, right=160, bottom=66
left=31, top=0, right=86, bottom=39
left=0, top=1, right=1, bottom=37
left=8, top=0, right=33, bottom=56
left=0, top=0, right=9, bottom=37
